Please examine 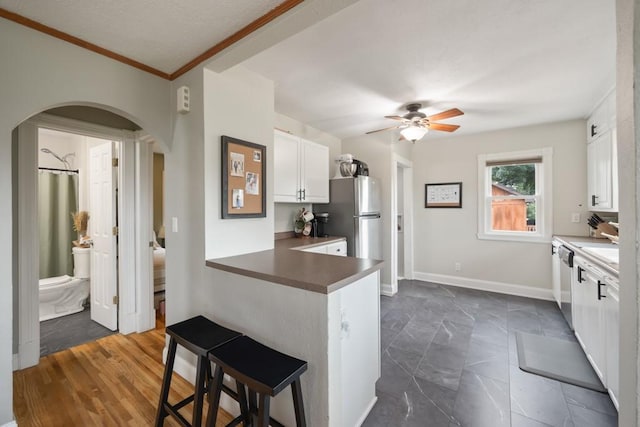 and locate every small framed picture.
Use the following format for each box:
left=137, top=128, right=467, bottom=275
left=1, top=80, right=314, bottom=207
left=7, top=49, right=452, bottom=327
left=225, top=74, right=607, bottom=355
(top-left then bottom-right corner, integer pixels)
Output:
left=252, top=150, right=262, bottom=162
left=425, top=182, right=462, bottom=208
